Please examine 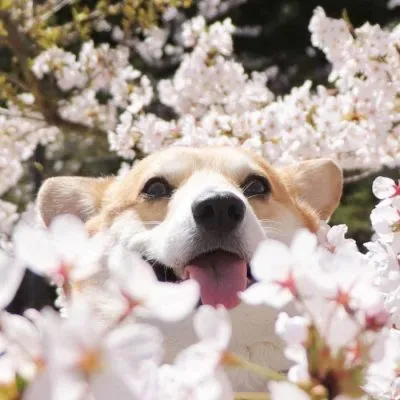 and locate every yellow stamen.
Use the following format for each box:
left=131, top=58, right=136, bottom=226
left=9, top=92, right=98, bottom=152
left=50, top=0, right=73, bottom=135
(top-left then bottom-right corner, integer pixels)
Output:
left=79, top=350, right=103, bottom=375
